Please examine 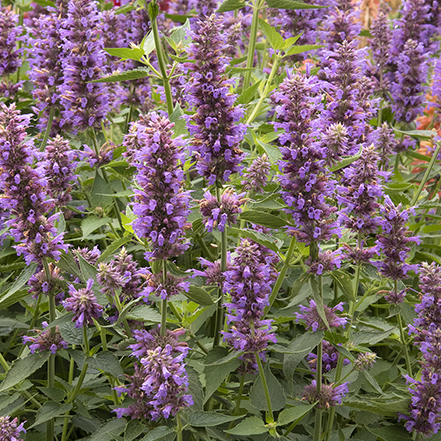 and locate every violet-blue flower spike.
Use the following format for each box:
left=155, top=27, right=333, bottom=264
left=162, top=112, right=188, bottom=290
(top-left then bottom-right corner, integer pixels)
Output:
left=297, top=299, right=347, bottom=332
left=23, top=322, right=68, bottom=354
left=308, top=340, right=350, bottom=373
left=241, top=154, right=271, bottom=194
left=185, top=15, right=246, bottom=185
left=59, top=0, right=109, bottom=132
left=302, top=380, right=349, bottom=408
left=223, top=239, right=277, bottom=373
left=64, top=279, right=103, bottom=328
left=0, top=416, right=26, bottom=441
left=0, top=8, right=23, bottom=77
left=129, top=112, right=191, bottom=261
